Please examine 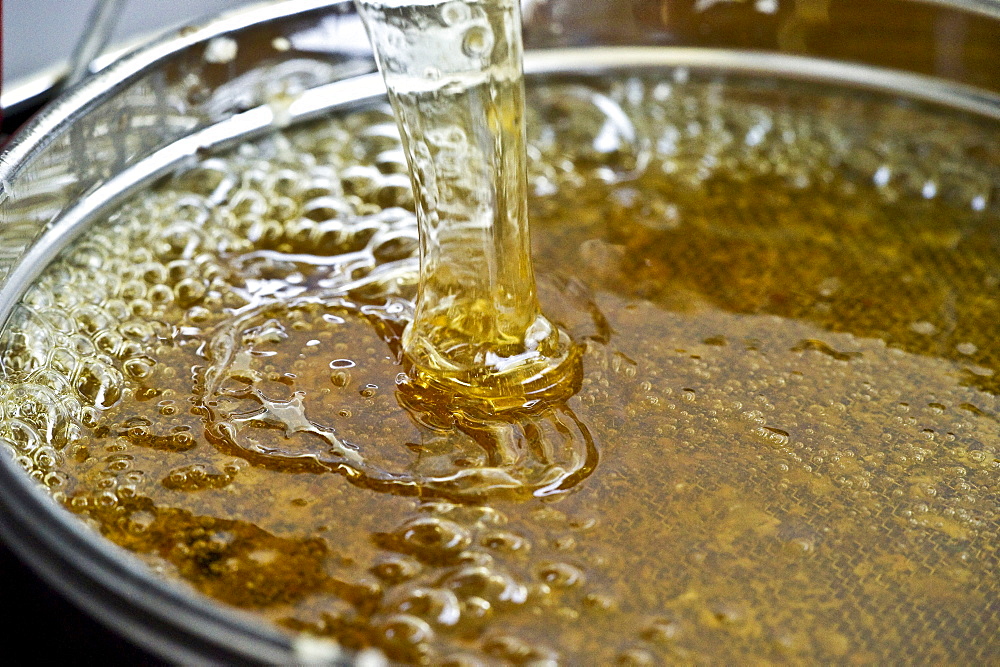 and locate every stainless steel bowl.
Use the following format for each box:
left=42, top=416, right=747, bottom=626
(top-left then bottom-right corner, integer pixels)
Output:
left=1, top=0, right=998, bottom=662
